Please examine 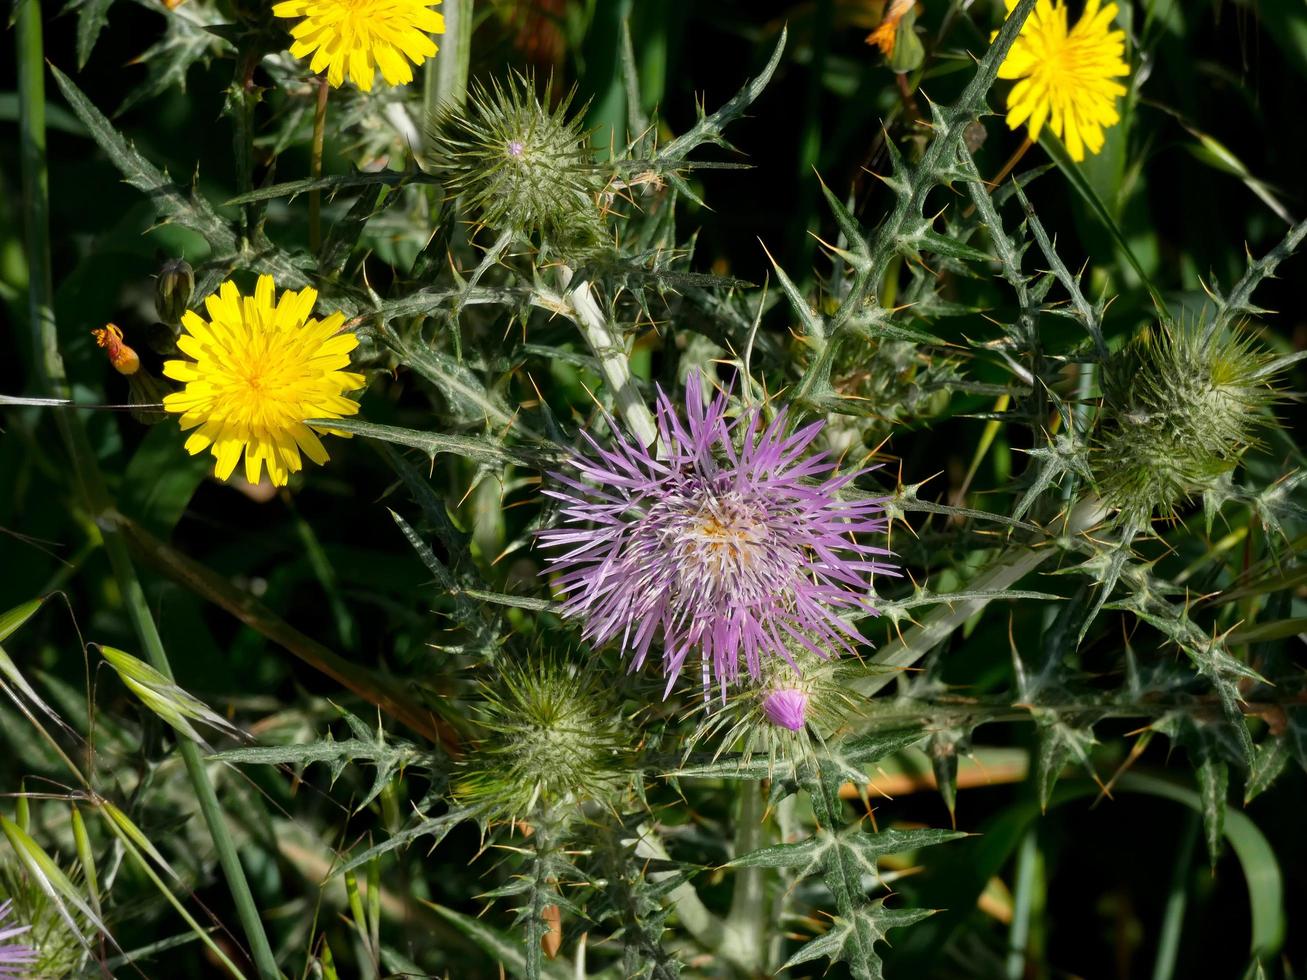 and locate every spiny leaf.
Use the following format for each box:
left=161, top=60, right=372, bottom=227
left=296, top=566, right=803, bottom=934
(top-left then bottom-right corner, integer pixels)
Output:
left=656, top=27, right=787, bottom=164
left=73, top=0, right=115, bottom=67
left=225, top=168, right=438, bottom=206
left=50, top=65, right=237, bottom=256
left=216, top=710, right=427, bottom=812
left=781, top=900, right=935, bottom=979
left=332, top=806, right=479, bottom=879
left=309, top=416, right=544, bottom=467
left=116, top=0, right=232, bottom=115
left=421, top=899, right=573, bottom=979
